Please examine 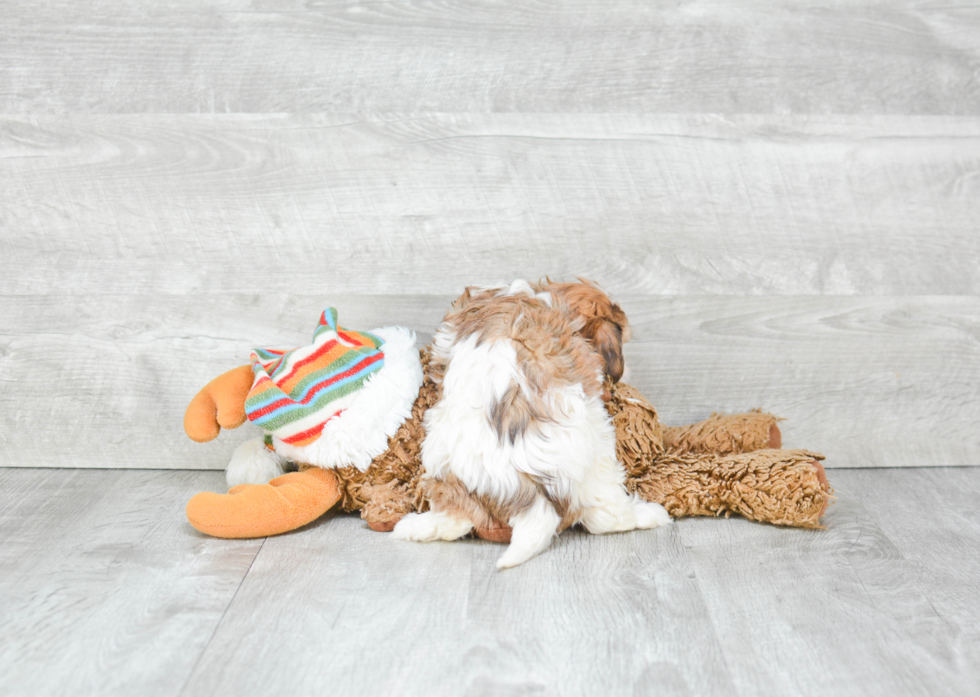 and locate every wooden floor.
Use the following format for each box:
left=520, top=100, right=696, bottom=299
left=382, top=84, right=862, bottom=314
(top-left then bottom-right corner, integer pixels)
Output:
left=1, top=466, right=978, bottom=697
